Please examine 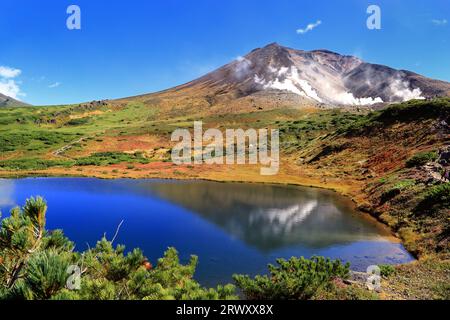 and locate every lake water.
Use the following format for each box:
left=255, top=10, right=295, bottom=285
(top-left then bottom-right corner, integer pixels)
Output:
left=0, top=178, right=414, bottom=286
